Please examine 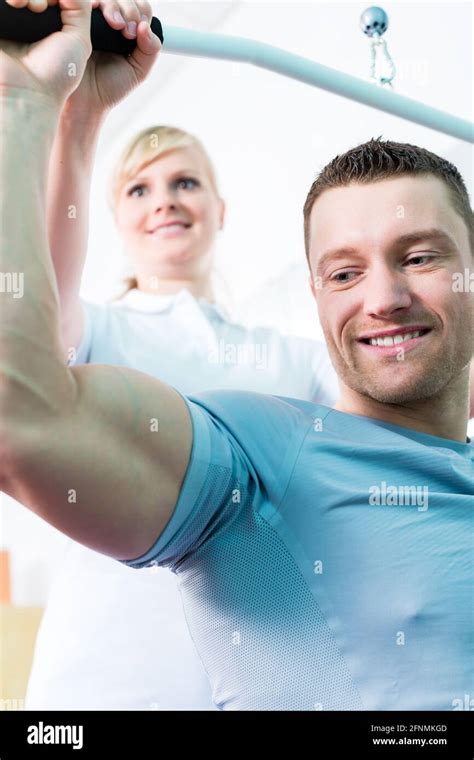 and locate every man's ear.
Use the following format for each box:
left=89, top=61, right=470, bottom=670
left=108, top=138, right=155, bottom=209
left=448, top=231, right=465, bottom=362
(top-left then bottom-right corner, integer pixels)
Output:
left=219, top=198, right=226, bottom=230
